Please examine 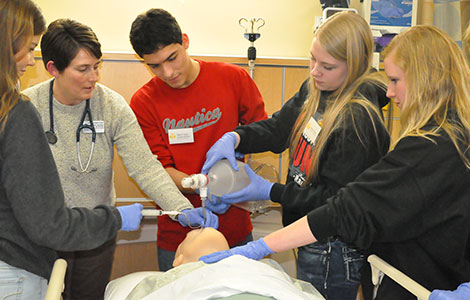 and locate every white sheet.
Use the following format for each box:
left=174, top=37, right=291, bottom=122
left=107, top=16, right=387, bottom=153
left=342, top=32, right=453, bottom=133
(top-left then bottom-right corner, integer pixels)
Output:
left=139, top=255, right=323, bottom=300
left=105, top=271, right=156, bottom=300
